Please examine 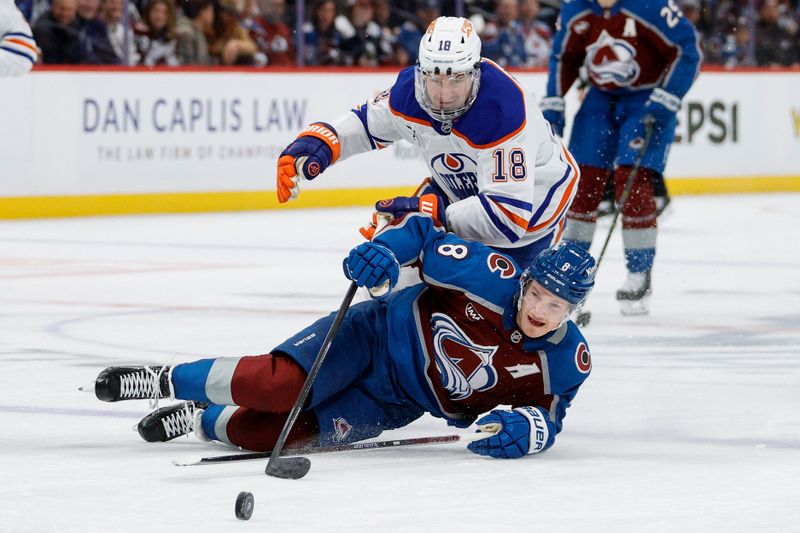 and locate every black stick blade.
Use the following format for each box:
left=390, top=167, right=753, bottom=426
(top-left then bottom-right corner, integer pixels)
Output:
left=265, top=457, right=311, bottom=479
